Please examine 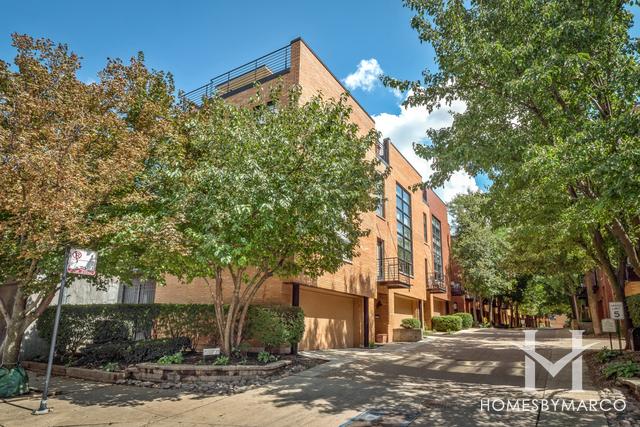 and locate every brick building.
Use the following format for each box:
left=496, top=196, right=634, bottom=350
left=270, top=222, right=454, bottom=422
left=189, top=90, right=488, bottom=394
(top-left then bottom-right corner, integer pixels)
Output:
left=154, top=38, right=453, bottom=350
